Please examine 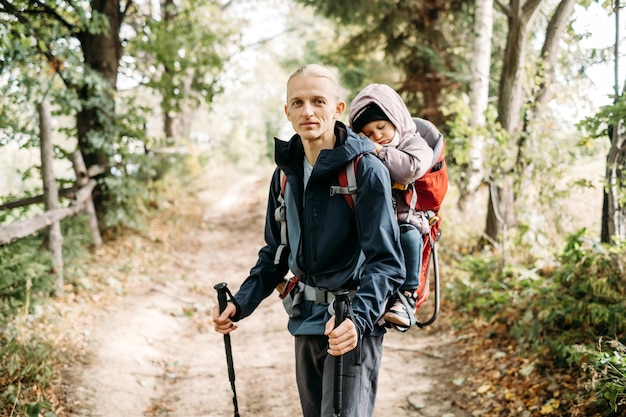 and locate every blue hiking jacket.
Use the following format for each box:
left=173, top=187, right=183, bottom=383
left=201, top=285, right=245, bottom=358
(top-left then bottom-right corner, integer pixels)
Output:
left=232, top=121, right=405, bottom=337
